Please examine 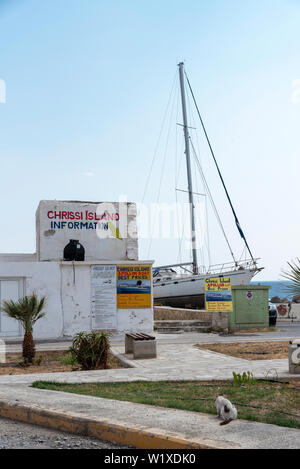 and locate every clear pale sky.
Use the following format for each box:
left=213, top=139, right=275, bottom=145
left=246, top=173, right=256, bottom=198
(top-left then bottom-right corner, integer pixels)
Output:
left=0, top=0, right=299, bottom=280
